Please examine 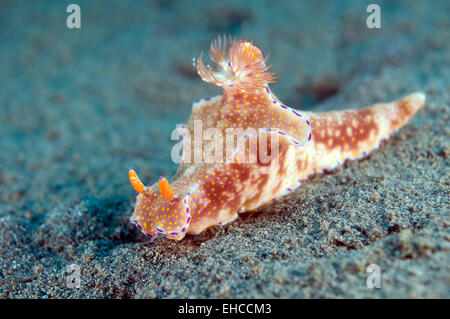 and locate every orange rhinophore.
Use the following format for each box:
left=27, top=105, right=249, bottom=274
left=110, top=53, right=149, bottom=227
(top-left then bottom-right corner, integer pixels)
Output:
left=128, top=169, right=145, bottom=194
left=128, top=35, right=425, bottom=241
left=158, top=177, right=174, bottom=201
